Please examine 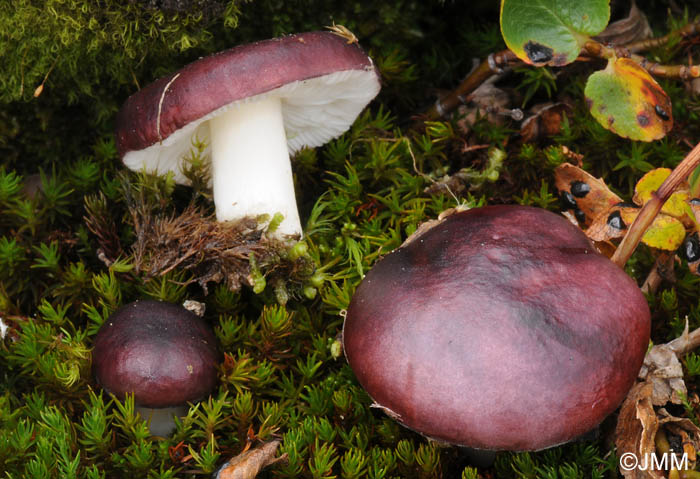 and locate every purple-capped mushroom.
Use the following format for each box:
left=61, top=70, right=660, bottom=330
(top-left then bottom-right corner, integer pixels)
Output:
left=115, top=31, right=381, bottom=237
left=343, top=205, right=650, bottom=451
left=92, top=300, right=220, bottom=436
